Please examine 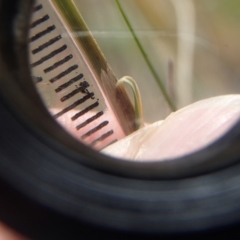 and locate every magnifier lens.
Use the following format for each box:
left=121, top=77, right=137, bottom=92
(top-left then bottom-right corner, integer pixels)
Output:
left=29, top=0, right=240, bottom=161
